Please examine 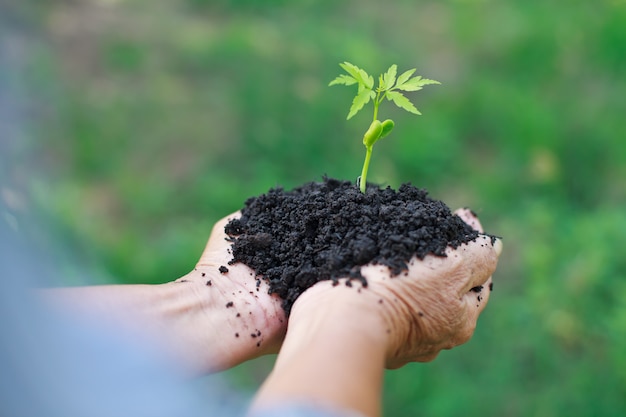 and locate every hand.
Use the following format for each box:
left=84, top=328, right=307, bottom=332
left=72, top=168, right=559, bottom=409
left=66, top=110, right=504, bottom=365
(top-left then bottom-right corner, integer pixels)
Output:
left=40, top=212, right=287, bottom=376
left=291, top=208, right=502, bottom=369
left=175, top=212, right=287, bottom=367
